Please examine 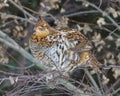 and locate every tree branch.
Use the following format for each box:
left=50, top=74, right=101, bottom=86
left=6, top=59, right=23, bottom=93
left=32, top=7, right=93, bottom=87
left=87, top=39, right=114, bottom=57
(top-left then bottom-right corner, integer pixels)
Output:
left=0, top=30, right=46, bottom=70
left=8, top=0, right=37, bottom=21
left=77, top=0, right=120, bottom=30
